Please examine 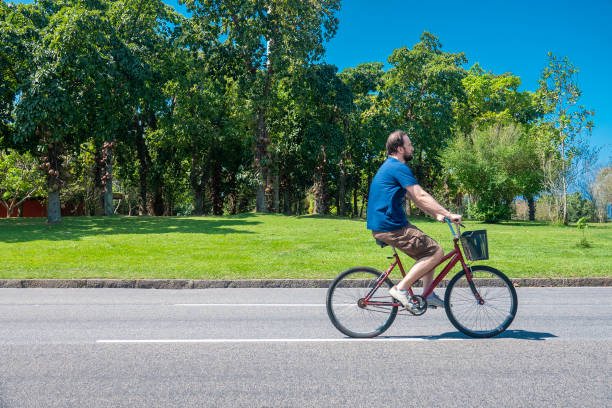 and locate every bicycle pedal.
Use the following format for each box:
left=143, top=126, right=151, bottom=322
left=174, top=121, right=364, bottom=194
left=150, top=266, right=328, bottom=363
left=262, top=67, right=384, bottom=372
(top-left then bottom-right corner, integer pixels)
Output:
left=427, top=305, right=438, bottom=309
